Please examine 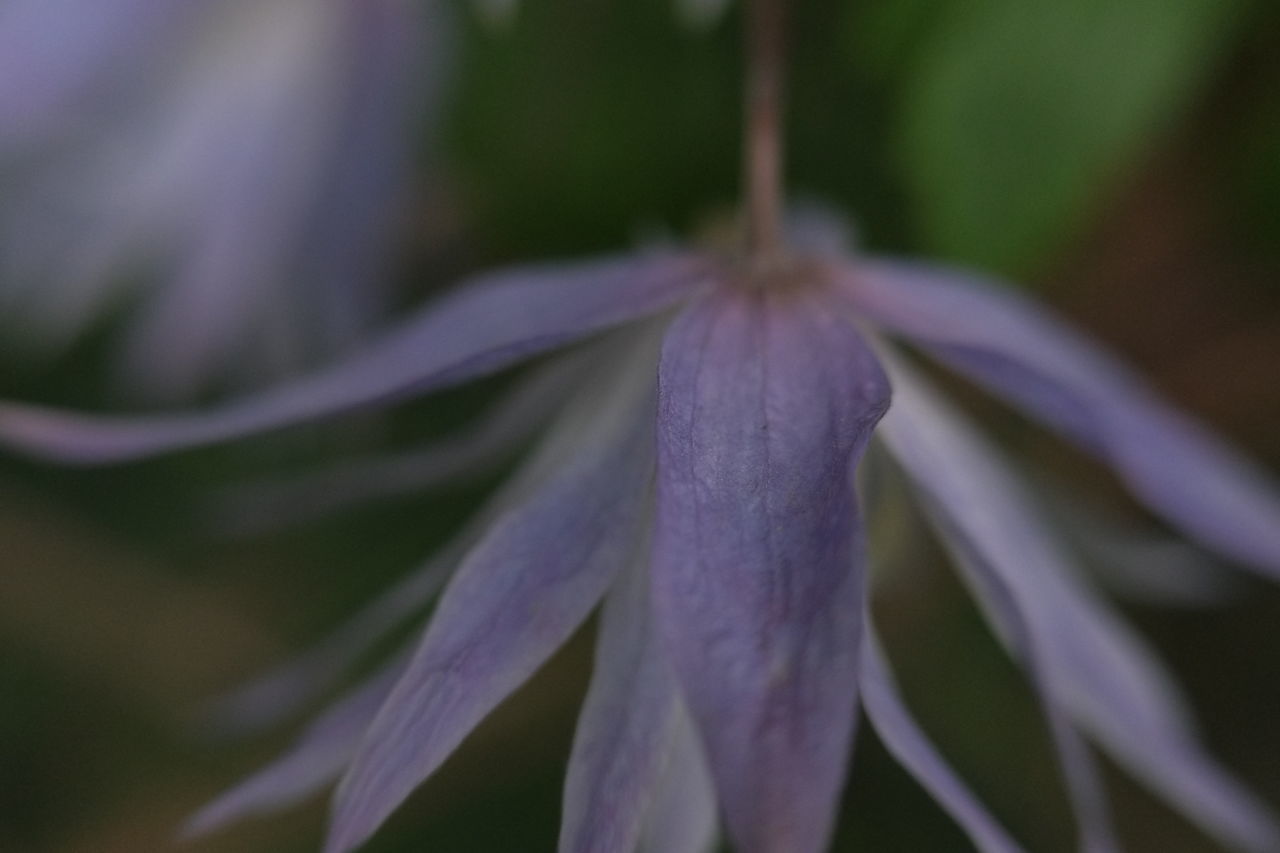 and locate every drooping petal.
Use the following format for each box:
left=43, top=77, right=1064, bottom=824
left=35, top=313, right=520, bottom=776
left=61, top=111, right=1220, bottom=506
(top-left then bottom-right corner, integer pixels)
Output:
left=841, top=258, right=1280, bottom=578
left=879, top=353, right=1280, bottom=853
left=880, top=355, right=1121, bottom=853
left=185, top=647, right=409, bottom=837
left=1091, top=721, right=1280, bottom=853
left=636, top=705, right=719, bottom=853
left=651, top=283, right=890, bottom=853
left=323, top=349, right=659, bottom=853
left=558, top=560, right=679, bottom=853
left=0, top=252, right=710, bottom=463
left=860, top=623, right=1025, bottom=853
left=204, top=342, right=637, bottom=735
left=210, top=353, right=585, bottom=536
